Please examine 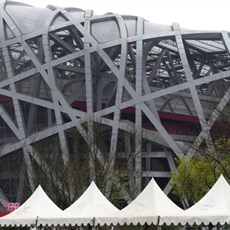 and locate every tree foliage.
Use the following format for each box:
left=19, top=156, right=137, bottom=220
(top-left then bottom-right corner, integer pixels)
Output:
left=170, top=104, right=230, bottom=208
left=171, top=134, right=230, bottom=207
left=27, top=121, right=140, bottom=209
left=171, top=156, right=218, bottom=207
